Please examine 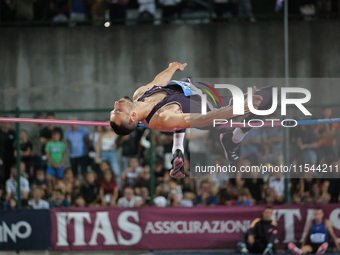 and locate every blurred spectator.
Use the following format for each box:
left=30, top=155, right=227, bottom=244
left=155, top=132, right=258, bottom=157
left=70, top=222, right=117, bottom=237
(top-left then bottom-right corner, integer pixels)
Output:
left=14, top=129, right=32, bottom=177
left=116, top=129, right=142, bottom=171
left=178, top=192, right=195, bottom=206
left=109, top=0, right=129, bottom=24
left=186, top=129, right=209, bottom=167
left=298, top=124, right=319, bottom=165
left=180, top=174, right=196, bottom=194
left=40, top=112, right=63, bottom=157
left=213, top=0, right=238, bottom=20
left=8, top=197, right=17, bottom=210
left=243, top=171, right=266, bottom=205
left=117, top=186, right=142, bottom=207
left=236, top=190, right=253, bottom=206
left=154, top=195, right=167, bottom=207
left=289, top=126, right=303, bottom=163
left=32, top=169, right=48, bottom=194
left=298, top=169, right=315, bottom=201
left=0, top=0, right=16, bottom=22
left=57, top=167, right=80, bottom=198
left=0, top=121, right=16, bottom=185
left=89, top=126, right=102, bottom=167
left=28, top=113, right=44, bottom=172
left=50, top=189, right=71, bottom=208
left=217, top=188, right=235, bottom=205
left=292, top=192, right=302, bottom=205
left=122, top=157, right=142, bottom=188
left=80, top=172, right=99, bottom=206
left=207, top=130, right=225, bottom=159
left=28, top=187, right=49, bottom=209
left=209, top=157, right=229, bottom=189
left=325, top=163, right=340, bottom=203
left=49, top=0, right=69, bottom=22
left=96, top=160, right=111, bottom=185
left=153, top=160, right=167, bottom=183
left=137, top=0, right=155, bottom=23
left=167, top=181, right=183, bottom=206
left=262, top=114, right=283, bottom=164
left=159, top=0, right=182, bottom=23
left=305, top=182, right=330, bottom=204
left=15, top=0, right=35, bottom=21
left=317, top=108, right=337, bottom=163
left=96, top=124, right=120, bottom=185
left=99, top=170, right=118, bottom=206
left=133, top=163, right=151, bottom=189
left=238, top=0, right=255, bottom=22
left=65, top=121, right=89, bottom=176
left=5, top=166, right=30, bottom=201
left=194, top=180, right=218, bottom=206
left=89, top=126, right=102, bottom=152
left=261, top=114, right=283, bottom=164
left=45, top=130, right=66, bottom=193
left=240, top=128, right=261, bottom=163
left=158, top=132, right=173, bottom=169
left=138, top=186, right=151, bottom=206
left=74, top=194, right=86, bottom=207
left=267, top=171, right=284, bottom=204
